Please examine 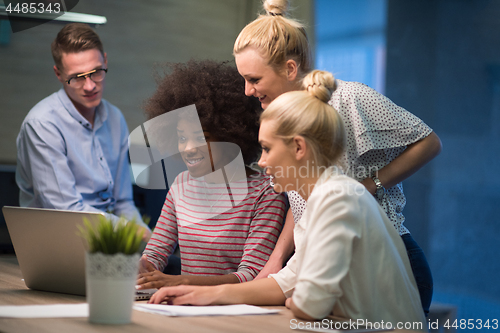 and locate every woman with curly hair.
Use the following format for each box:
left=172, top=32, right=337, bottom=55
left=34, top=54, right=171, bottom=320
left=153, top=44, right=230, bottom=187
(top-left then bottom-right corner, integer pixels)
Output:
left=136, top=60, right=286, bottom=289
